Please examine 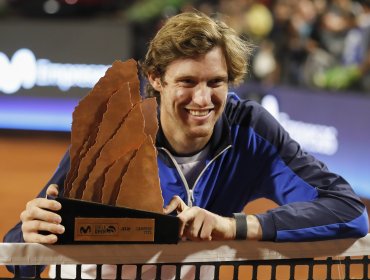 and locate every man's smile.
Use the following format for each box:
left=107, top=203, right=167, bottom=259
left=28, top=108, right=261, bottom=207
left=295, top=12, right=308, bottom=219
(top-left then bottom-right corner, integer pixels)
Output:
left=185, top=108, right=214, bottom=117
